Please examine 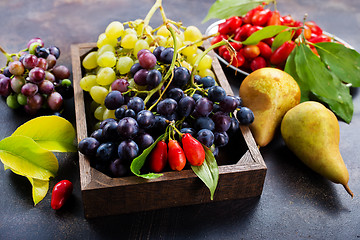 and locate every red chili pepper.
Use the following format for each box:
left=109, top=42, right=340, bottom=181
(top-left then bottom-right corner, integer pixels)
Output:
left=252, top=9, right=271, bottom=26
left=257, top=41, right=272, bottom=59
left=270, top=41, right=296, bottom=65
left=168, top=140, right=186, bottom=171
left=308, top=34, right=332, bottom=44
left=51, top=180, right=73, bottom=210
left=149, top=140, right=168, bottom=173
left=181, top=133, right=205, bottom=166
